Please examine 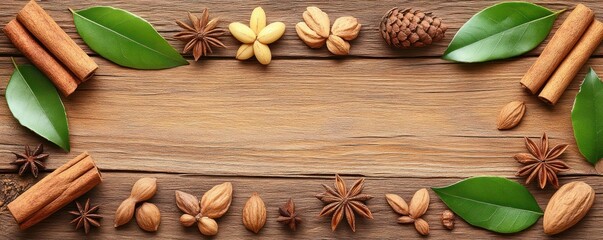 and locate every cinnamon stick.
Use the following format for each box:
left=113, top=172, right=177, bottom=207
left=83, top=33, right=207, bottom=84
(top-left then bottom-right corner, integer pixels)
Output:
left=520, top=4, right=594, bottom=94
left=7, top=152, right=102, bottom=230
left=539, top=20, right=603, bottom=105
left=3, top=19, right=79, bottom=96
left=17, top=0, right=97, bottom=81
